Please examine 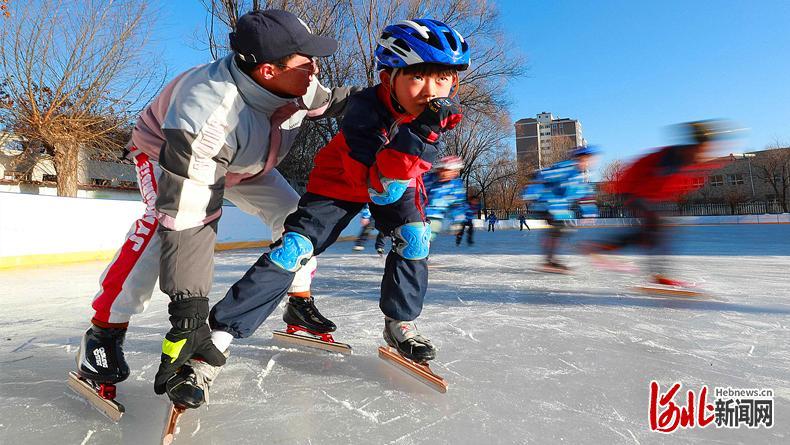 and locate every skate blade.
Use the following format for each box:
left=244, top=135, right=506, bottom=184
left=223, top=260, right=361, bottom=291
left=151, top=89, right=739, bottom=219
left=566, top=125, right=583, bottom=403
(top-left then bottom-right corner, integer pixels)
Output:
left=273, top=331, right=353, bottom=354
left=378, top=346, right=448, bottom=393
left=635, top=285, right=705, bottom=298
left=66, top=371, right=125, bottom=422
left=588, top=254, right=638, bottom=273
left=531, top=266, right=572, bottom=275
left=161, top=403, right=187, bottom=445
